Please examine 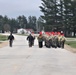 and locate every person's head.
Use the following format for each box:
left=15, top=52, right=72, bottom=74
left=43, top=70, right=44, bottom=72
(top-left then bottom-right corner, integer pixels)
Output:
left=39, top=32, right=42, bottom=35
